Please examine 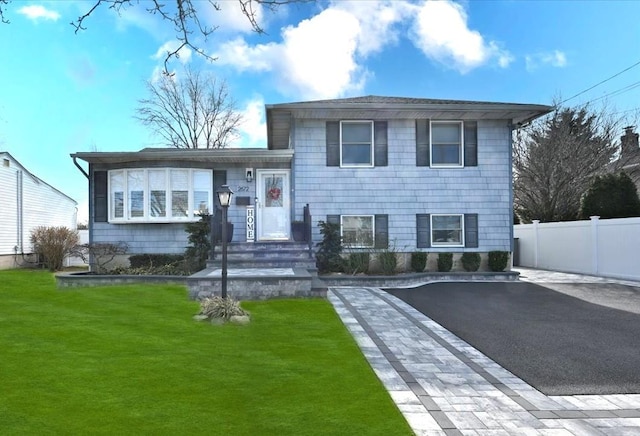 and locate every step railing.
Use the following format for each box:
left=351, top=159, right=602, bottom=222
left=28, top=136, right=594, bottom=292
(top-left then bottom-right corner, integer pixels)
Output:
left=303, top=203, right=313, bottom=257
